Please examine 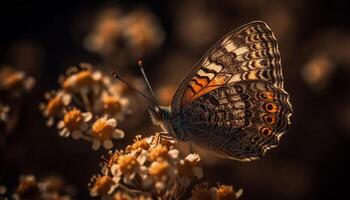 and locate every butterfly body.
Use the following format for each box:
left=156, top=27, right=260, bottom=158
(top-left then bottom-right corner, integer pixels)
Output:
left=150, top=21, right=292, bottom=161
